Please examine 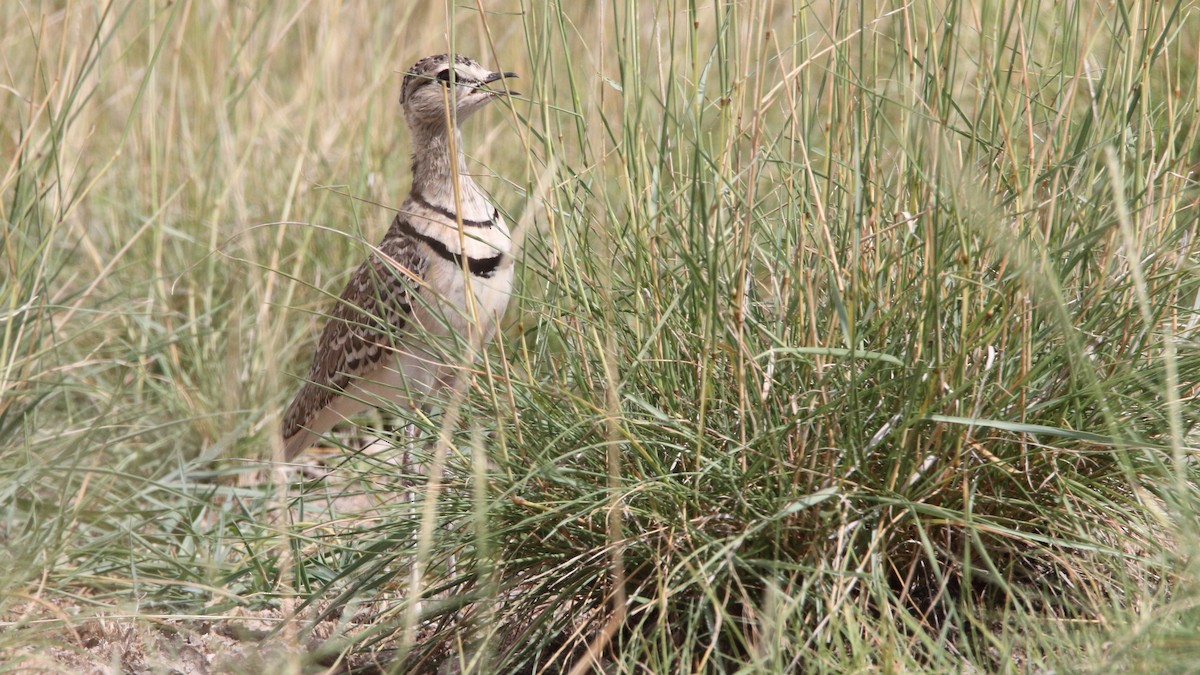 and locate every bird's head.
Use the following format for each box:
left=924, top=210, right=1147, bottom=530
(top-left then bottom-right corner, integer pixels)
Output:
left=400, top=54, right=518, bottom=128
